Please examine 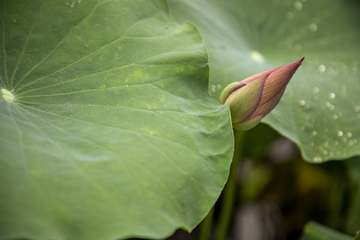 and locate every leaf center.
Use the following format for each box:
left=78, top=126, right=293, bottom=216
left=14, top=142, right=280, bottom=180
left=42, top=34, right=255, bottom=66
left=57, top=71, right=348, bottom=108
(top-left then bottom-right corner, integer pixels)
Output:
left=1, top=89, right=15, bottom=103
